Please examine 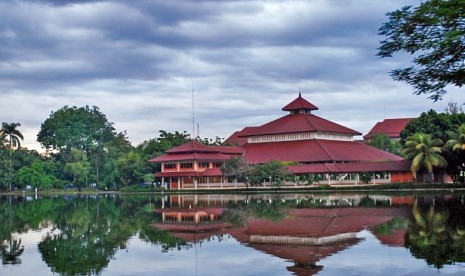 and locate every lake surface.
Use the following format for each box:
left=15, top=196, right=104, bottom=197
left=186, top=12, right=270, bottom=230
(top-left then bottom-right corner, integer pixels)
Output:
left=1, top=192, right=465, bottom=275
